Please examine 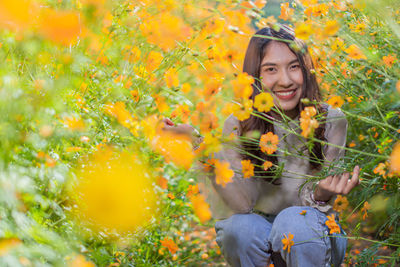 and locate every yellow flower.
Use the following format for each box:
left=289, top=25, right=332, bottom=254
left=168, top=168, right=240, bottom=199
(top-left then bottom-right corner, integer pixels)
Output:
left=323, top=20, right=340, bottom=37
left=151, top=130, right=194, bottom=170
left=164, top=67, right=179, bottom=88
left=241, top=159, right=255, bottom=178
left=295, top=22, right=313, bottom=40
left=68, top=254, right=95, bottom=267
left=0, top=238, right=22, bottom=256
left=325, top=214, right=340, bottom=234
left=333, top=195, right=349, bottom=213
left=232, top=72, right=254, bottom=100
left=327, top=95, right=344, bottom=108
left=0, top=0, right=38, bottom=31
left=160, top=237, right=178, bottom=255
left=233, top=99, right=253, bottom=121
left=254, top=92, right=274, bottom=113
left=72, top=148, right=157, bottom=233
left=190, top=193, right=212, bottom=223
left=214, top=159, right=234, bottom=187
left=263, top=160, right=273, bottom=171
left=279, top=2, right=294, bottom=21
left=281, top=233, right=294, bottom=253
left=345, top=44, right=367, bottom=60
left=145, top=51, right=163, bottom=72
left=62, top=116, right=85, bottom=131
left=389, top=142, right=400, bottom=174
left=259, top=132, right=279, bottom=154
